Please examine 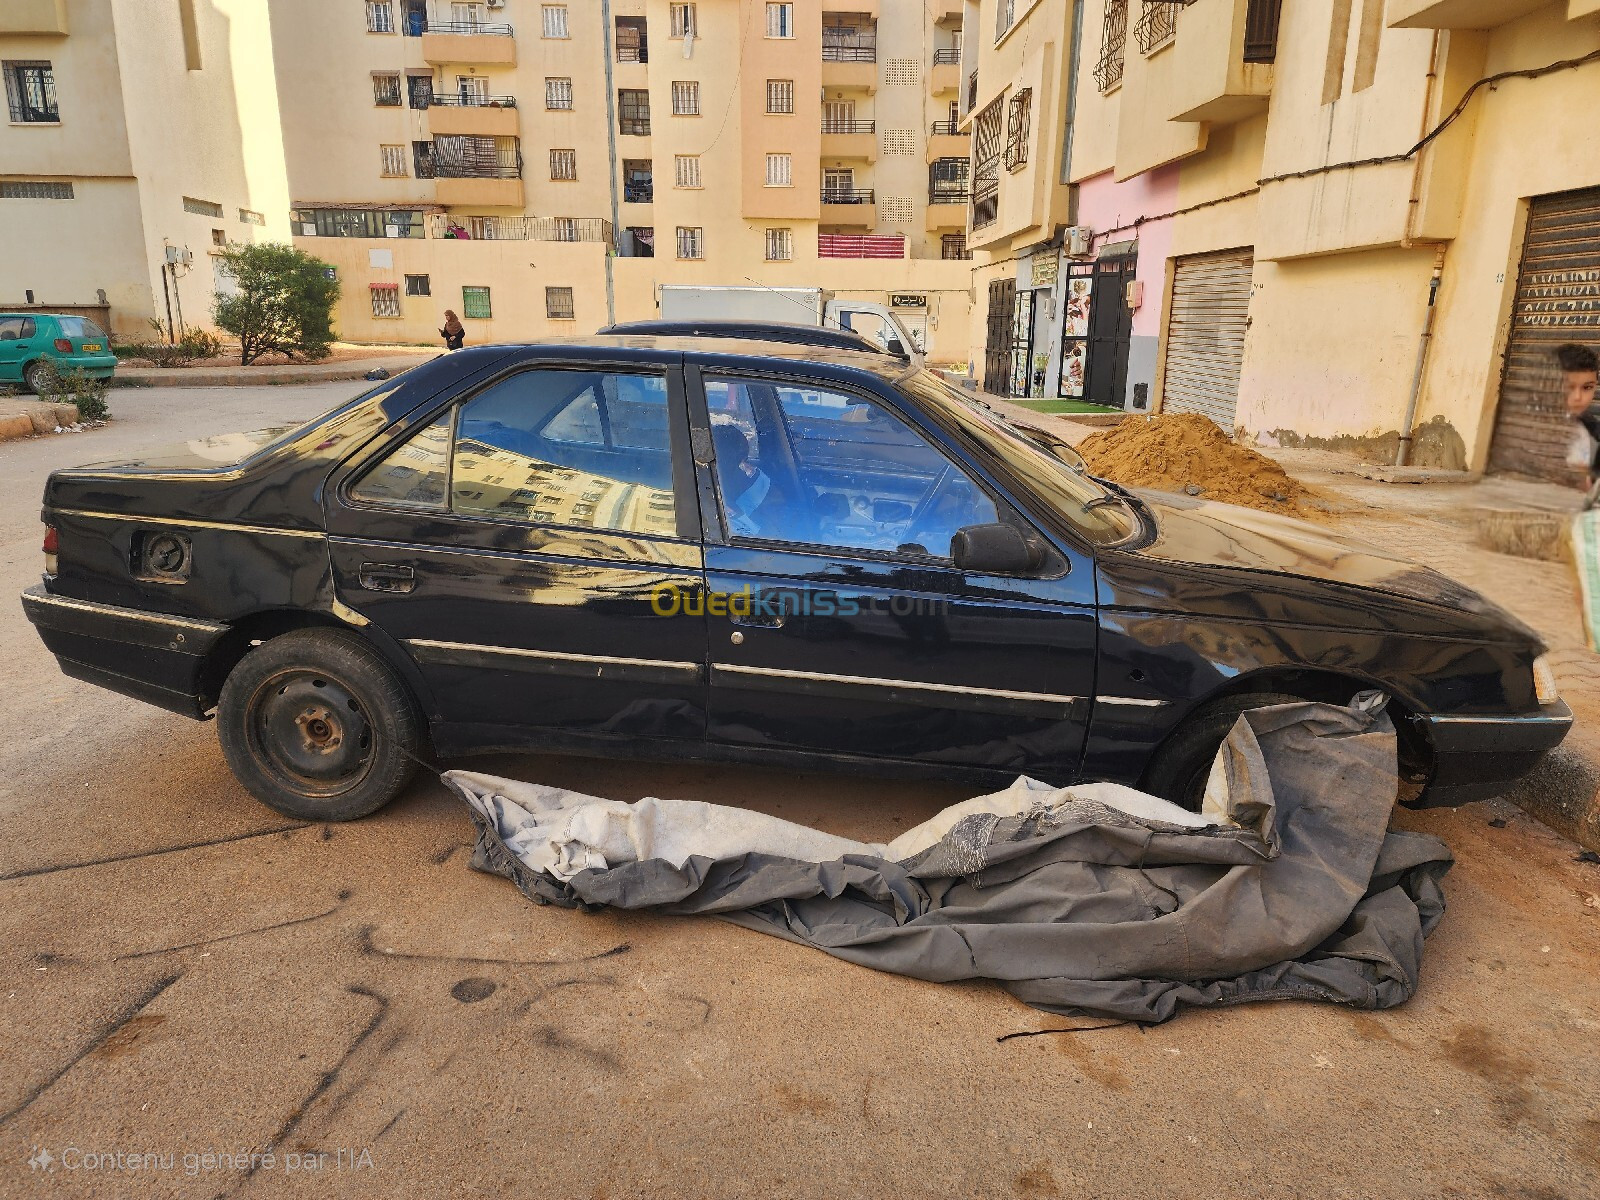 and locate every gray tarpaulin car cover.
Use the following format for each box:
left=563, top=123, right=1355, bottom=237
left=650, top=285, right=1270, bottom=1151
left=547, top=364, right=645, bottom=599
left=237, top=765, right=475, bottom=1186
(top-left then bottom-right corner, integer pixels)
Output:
left=445, top=695, right=1454, bottom=1024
